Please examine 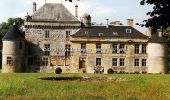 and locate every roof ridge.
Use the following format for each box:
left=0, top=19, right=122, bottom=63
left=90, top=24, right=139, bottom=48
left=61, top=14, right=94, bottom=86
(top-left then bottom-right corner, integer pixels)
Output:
left=31, top=3, right=79, bottom=22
